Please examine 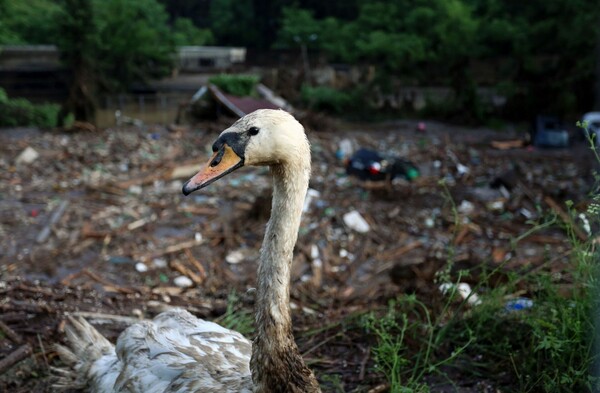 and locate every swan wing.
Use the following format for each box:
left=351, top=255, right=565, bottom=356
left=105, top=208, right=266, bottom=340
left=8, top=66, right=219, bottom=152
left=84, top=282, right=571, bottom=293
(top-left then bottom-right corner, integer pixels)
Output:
left=111, top=308, right=253, bottom=393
